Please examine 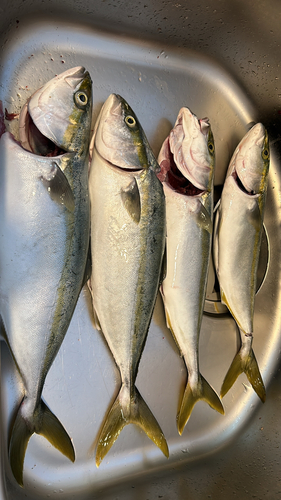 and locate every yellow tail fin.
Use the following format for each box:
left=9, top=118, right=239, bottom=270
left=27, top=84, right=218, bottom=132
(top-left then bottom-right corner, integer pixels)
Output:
left=177, top=375, right=224, bottom=435
left=220, top=348, right=266, bottom=402
left=96, top=385, right=169, bottom=467
left=9, top=398, right=75, bottom=486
